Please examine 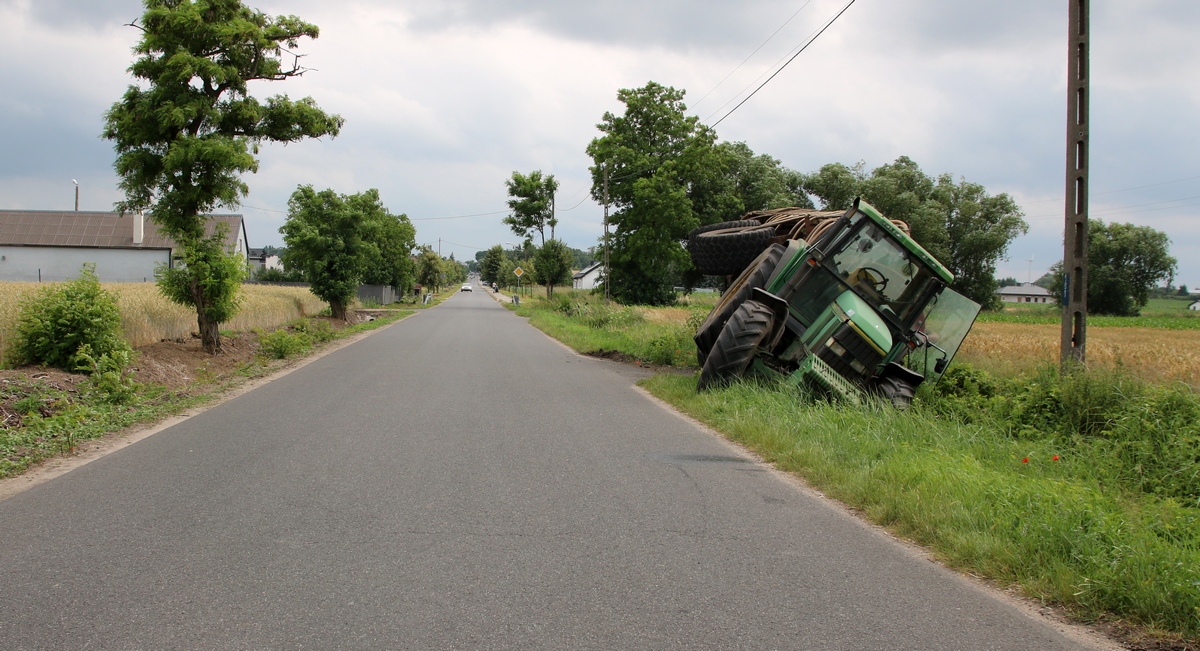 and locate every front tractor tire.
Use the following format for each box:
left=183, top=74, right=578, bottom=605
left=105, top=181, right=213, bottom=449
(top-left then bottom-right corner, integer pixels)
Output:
left=694, top=243, right=785, bottom=366
left=697, top=300, right=776, bottom=391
